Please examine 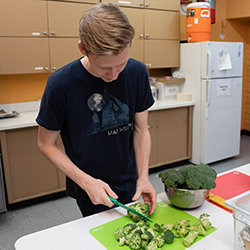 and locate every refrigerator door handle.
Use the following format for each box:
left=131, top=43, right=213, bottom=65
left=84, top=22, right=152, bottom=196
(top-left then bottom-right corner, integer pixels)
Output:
left=206, top=81, right=211, bottom=119
left=206, top=50, right=211, bottom=78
